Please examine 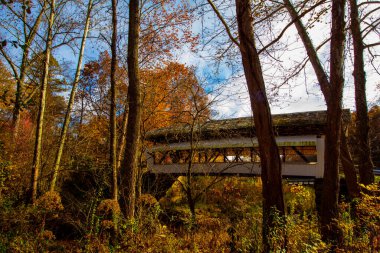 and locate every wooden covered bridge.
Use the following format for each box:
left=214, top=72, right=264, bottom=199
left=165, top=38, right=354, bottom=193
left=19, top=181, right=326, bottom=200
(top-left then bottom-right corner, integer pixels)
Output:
left=142, top=110, right=350, bottom=197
